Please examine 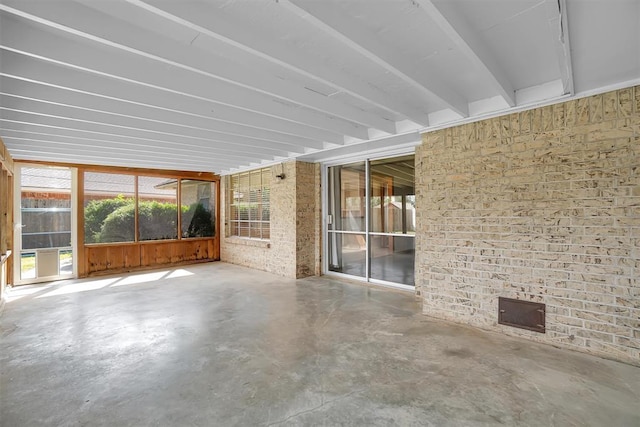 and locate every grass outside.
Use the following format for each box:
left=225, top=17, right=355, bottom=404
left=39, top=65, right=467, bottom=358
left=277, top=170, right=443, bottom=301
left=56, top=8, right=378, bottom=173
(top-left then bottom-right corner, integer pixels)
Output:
left=21, top=254, right=36, bottom=272
left=21, top=251, right=72, bottom=273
